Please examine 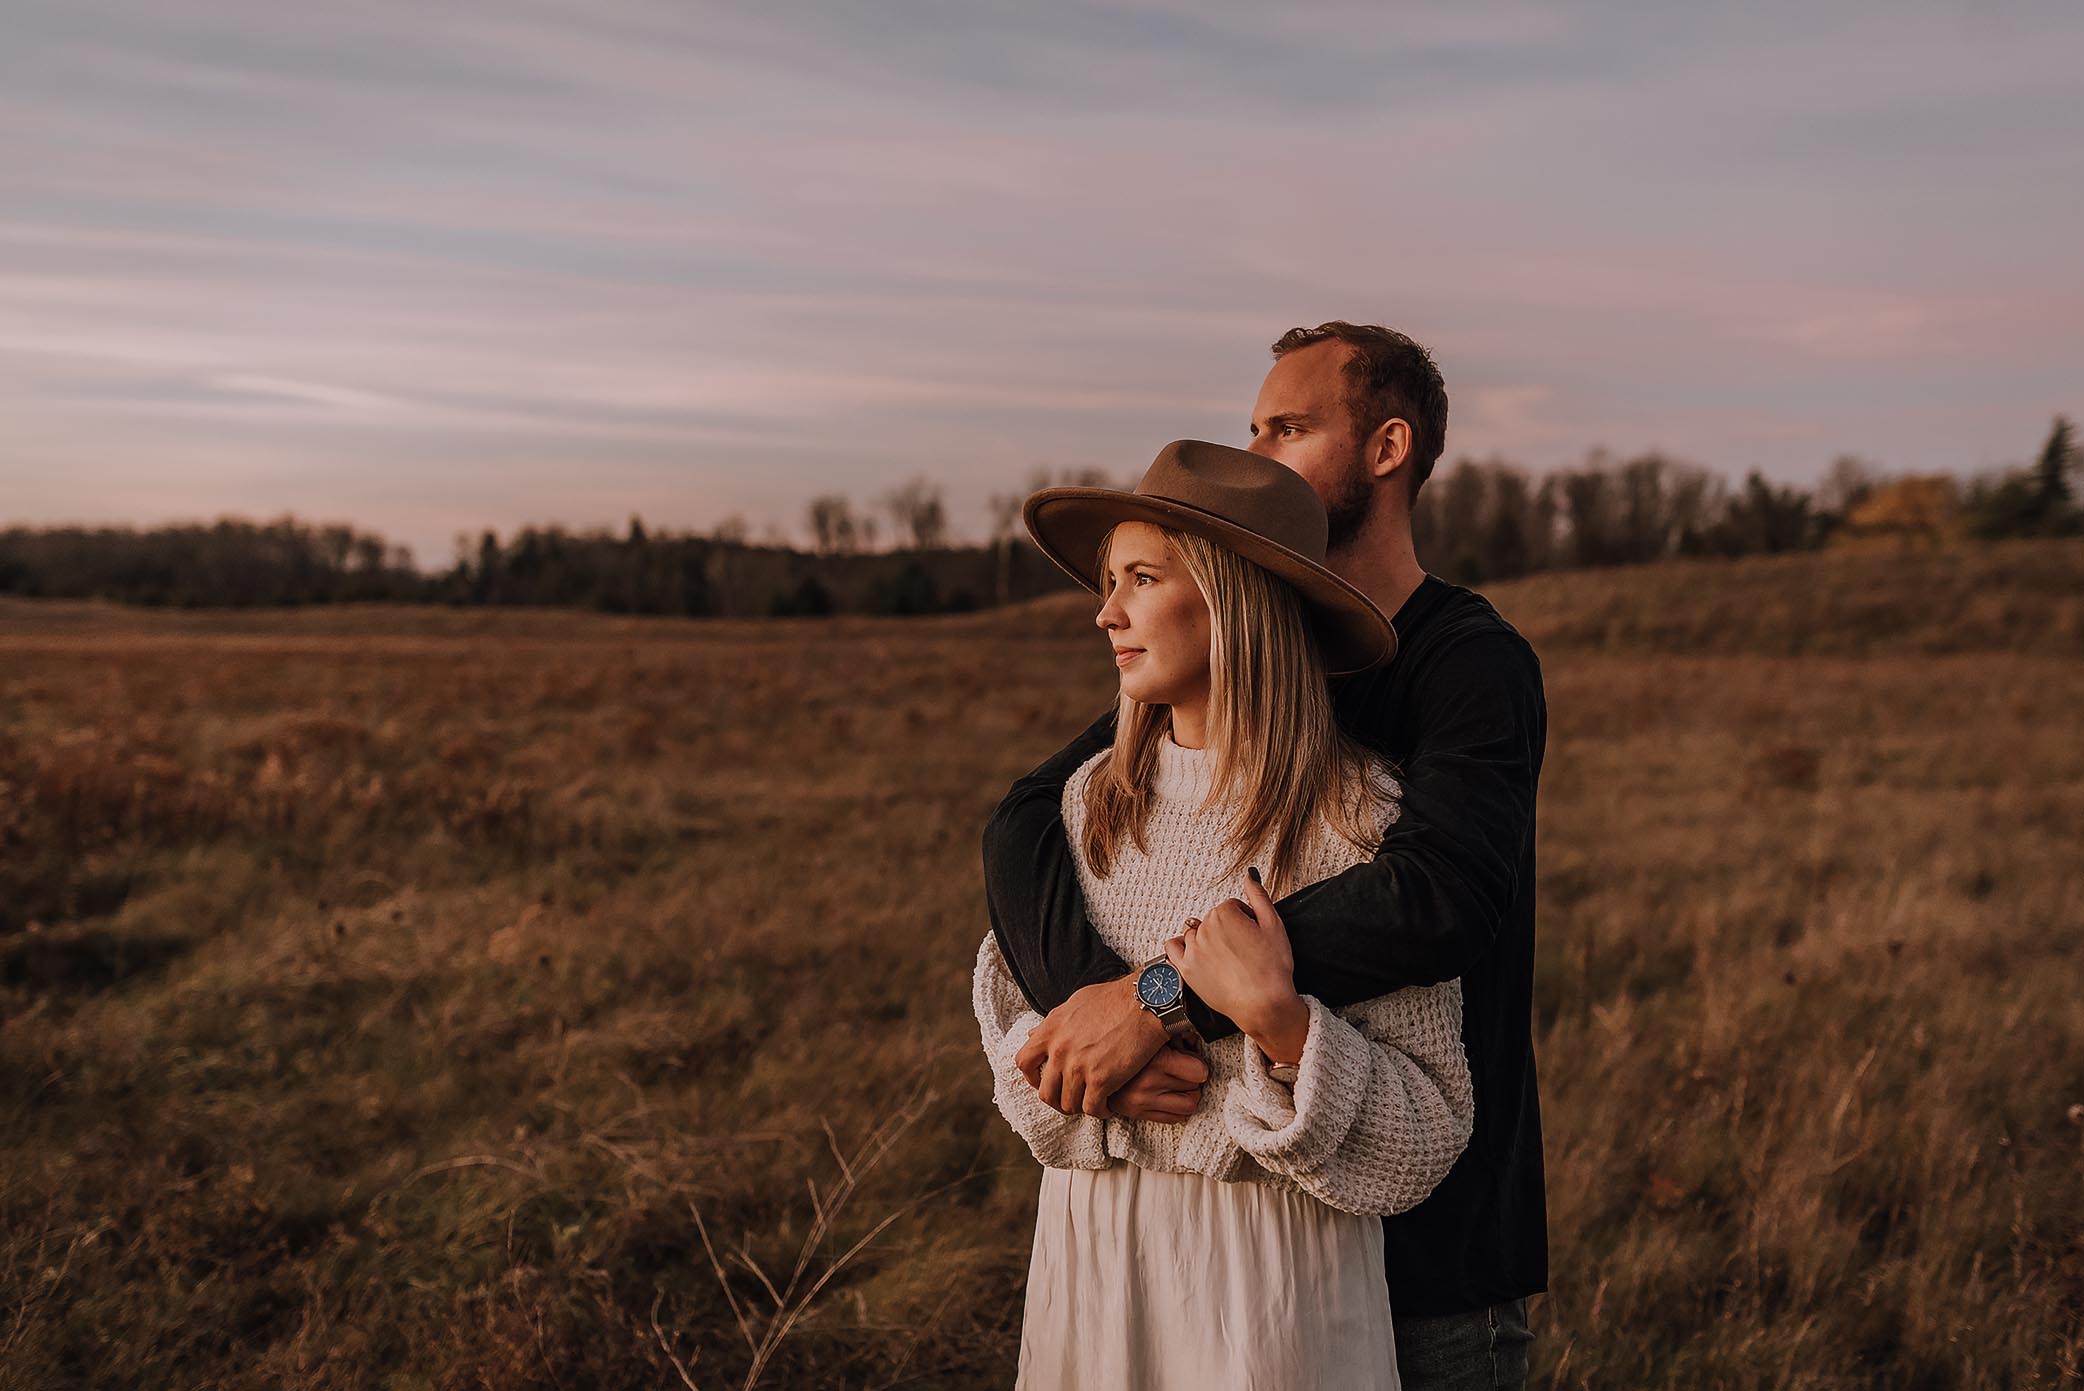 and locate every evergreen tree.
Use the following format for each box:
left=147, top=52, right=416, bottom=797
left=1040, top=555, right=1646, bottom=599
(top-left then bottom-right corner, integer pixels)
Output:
left=2032, top=416, right=2075, bottom=513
